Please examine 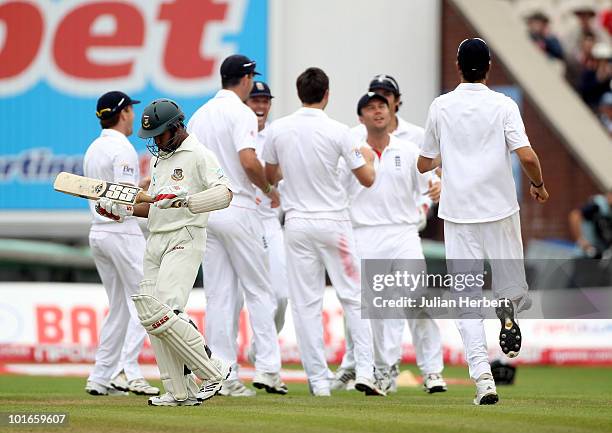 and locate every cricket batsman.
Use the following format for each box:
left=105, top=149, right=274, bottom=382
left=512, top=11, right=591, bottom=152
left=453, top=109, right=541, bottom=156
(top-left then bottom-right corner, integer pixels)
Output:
left=96, top=98, right=233, bottom=406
